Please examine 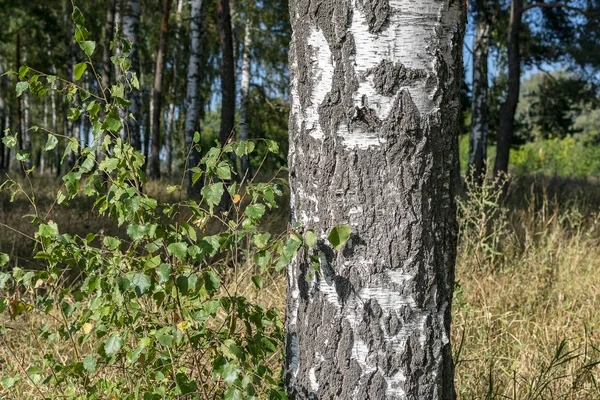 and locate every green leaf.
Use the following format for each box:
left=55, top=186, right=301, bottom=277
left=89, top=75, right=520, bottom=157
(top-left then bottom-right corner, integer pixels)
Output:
left=16, top=81, right=29, bottom=97
left=0, top=253, right=9, bottom=267
left=220, top=363, right=241, bottom=385
left=2, top=134, right=17, bottom=149
left=152, top=265, right=170, bottom=285
left=43, top=134, right=59, bottom=152
left=79, top=40, right=96, bottom=57
left=38, top=222, right=59, bottom=238
left=18, top=66, right=29, bottom=78
left=1, top=376, right=18, bottom=389
left=327, top=224, right=352, bottom=250
left=201, top=182, right=224, bottom=208
left=224, top=388, right=243, bottom=400
left=156, top=327, right=174, bottom=347
left=67, top=108, right=81, bottom=121
left=127, top=224, right=154, bottom=241
left=253, top=233, right=271, bottom=249
left=74, top=63, right=87, bottom=81
left=245, top=203, right=266, bottom=219
left=305, top=230, right=318, bottom=248
left=0, top=272, right=11, bottom=289
left=83, top=355, right=96, bottom=373
left=103, top=111, right=122, bottom=132
left=265, top=139, right=279, bottom=153
left=104, top=334, right=123, bottom=356
left=71, top=6, right=85, bottom=25
left=203, top=271, right=220, bottom=293
left=167, top=242, right=188, bottom=261
left=254, top=250, right=271, bottom=268
left=16, top=150, right=30, bottom=162
left=103, top=236, right=121, bottom=250
left=251, top=275, right=263, bottom=289
left=193, top=131, right=200, bottom=143
left=216, top=161, right=232, bottom=180
left=130, top=273, right=151, bottom=296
